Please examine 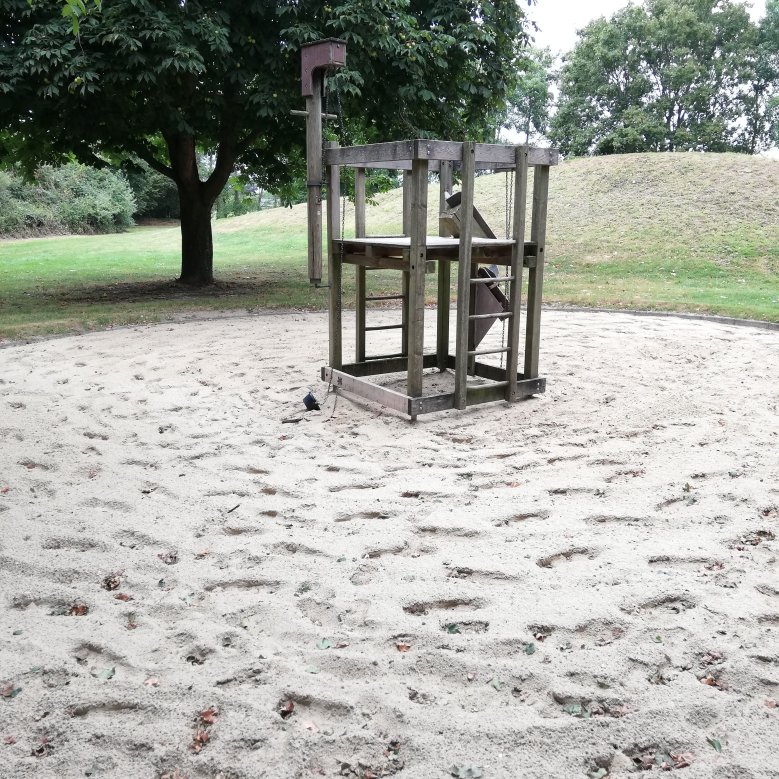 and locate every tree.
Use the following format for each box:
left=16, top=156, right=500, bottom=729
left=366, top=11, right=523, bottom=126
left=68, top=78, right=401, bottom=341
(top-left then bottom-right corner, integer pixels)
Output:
left=738, top=0, right=779, bottom=153
left=0, top=0, right=532, bottom=285
left=504, top=46, right=554, bottom=144
left=550, top=0, right=760, bottom=156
